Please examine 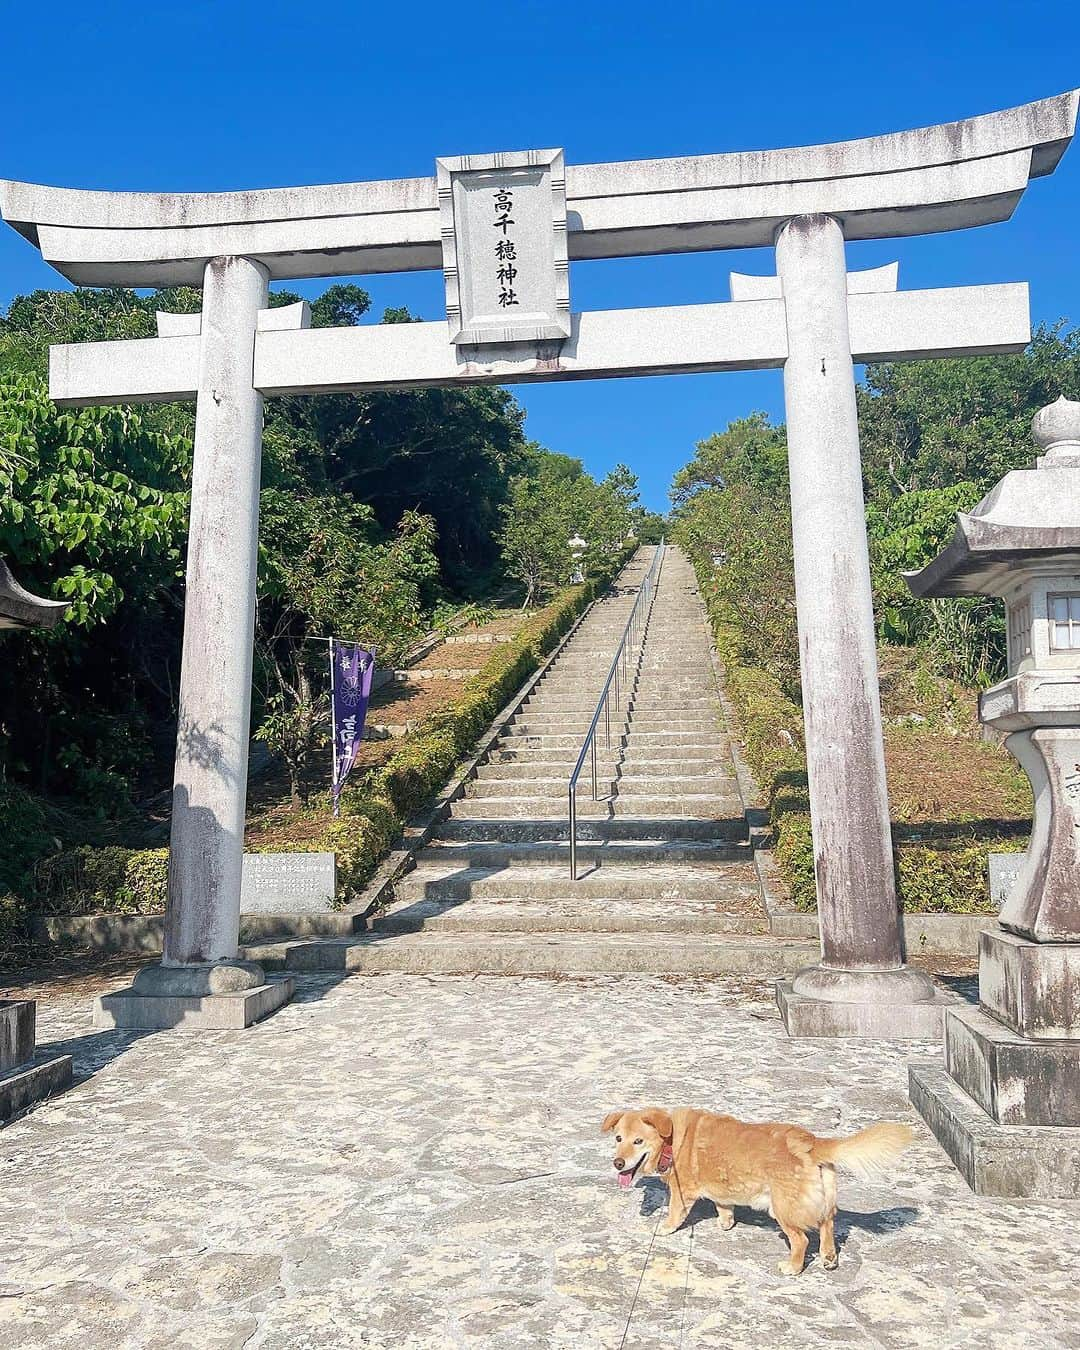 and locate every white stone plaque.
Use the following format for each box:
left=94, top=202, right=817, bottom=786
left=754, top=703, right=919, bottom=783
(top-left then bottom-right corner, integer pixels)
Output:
left=988, top=851, right=1025, bottom=908
left=437, top=148, right=570, bottom=346
left=240, top=852, right=337, bottom=914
